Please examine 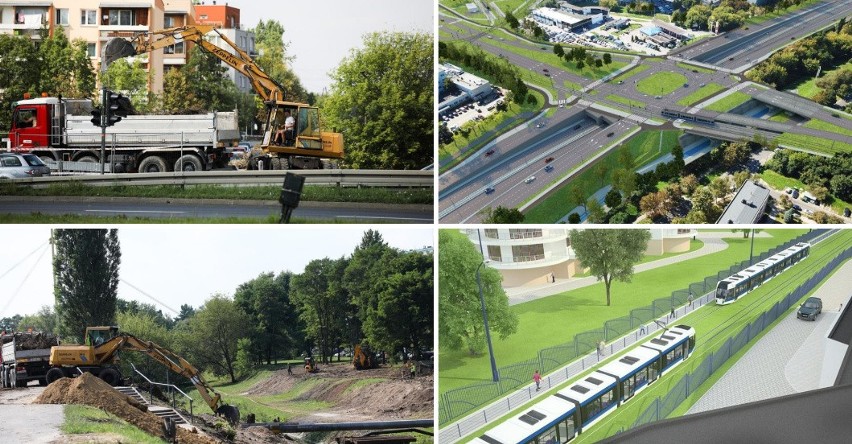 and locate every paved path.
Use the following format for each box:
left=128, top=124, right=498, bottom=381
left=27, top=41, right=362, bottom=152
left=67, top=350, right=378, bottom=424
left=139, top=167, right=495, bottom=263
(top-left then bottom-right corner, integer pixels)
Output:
left=0, top=385, right=64, bottom=444
left=506, top=231, right=774, bottom=305
left=686, top=260, right=852, bottom=414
